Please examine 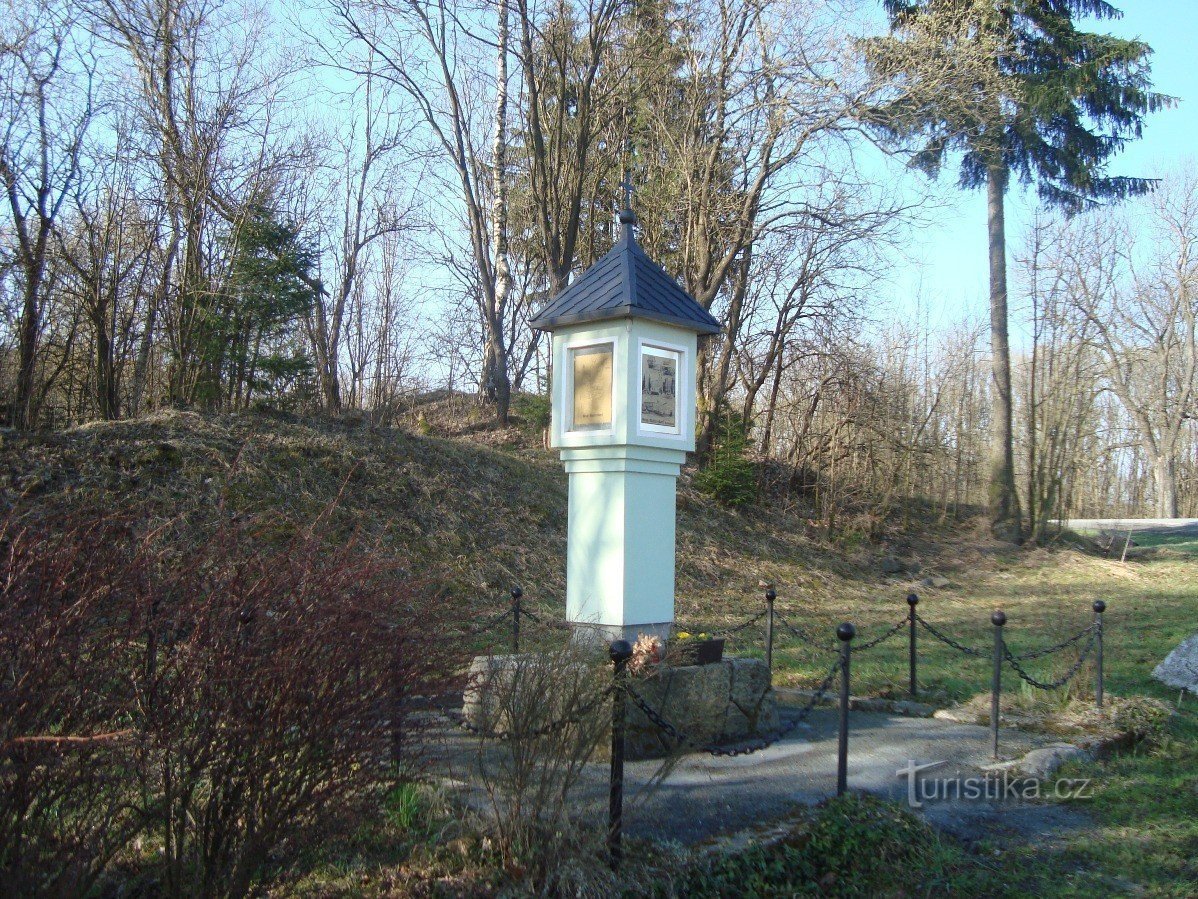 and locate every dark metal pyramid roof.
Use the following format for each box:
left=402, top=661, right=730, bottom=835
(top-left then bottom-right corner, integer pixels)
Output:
left=529, top=210, right=721, bottom=335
